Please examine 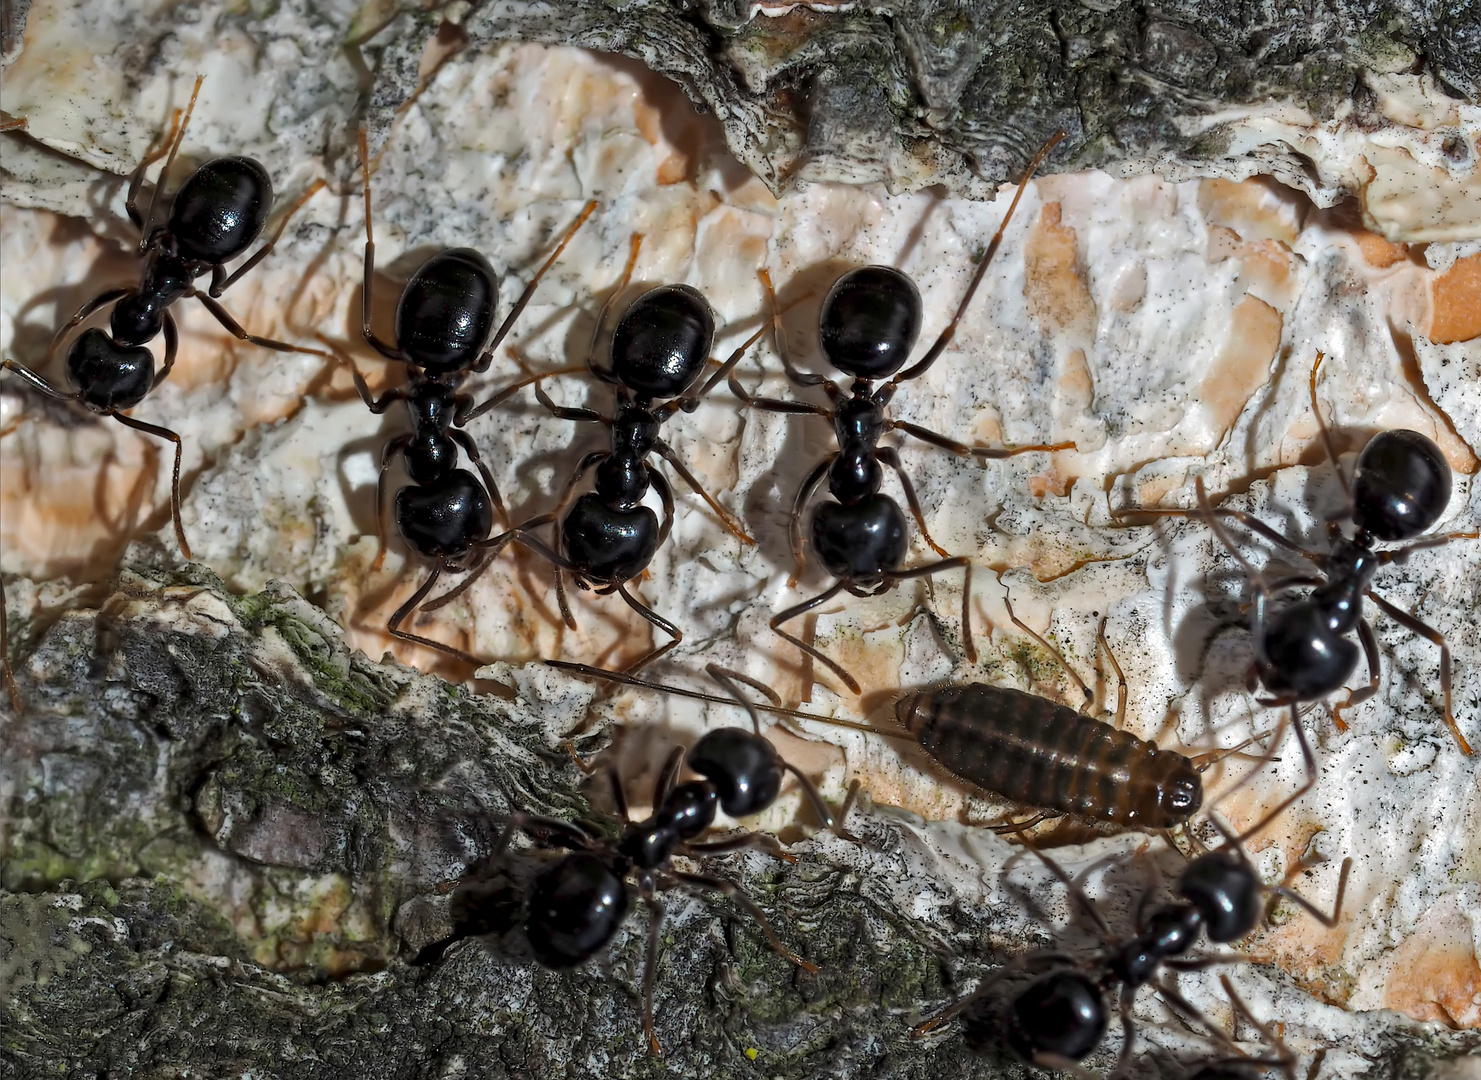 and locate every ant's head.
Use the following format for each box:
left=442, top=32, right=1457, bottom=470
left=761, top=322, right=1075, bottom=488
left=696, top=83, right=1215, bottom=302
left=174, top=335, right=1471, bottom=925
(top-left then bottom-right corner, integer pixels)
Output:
left=168, top=156, right=273, bottom=265
left=1002, top=969, right=1107, bottom=1063
left=819, top=266, right=922, bottom=380
left=524, top=851, right=628, bottom=967
left=1352, top=429, right=1451, bottom=542
left=1177, top=848, right=1262, bottom=943
left=396, top=248, right=500, bottom=377
left=1255, top=601, right=1360, bottom=701
left=610, top=285, right=714, bottom=400
left=685, top=728, right=782, bottom=818
left=66, top=328, right=154, bottom=412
